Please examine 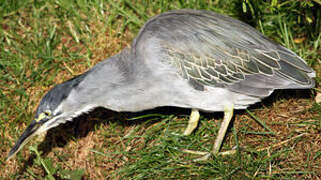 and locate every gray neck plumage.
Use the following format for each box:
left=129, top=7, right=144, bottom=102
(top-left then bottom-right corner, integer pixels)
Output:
left=57, top=47, right=160, bottom=117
